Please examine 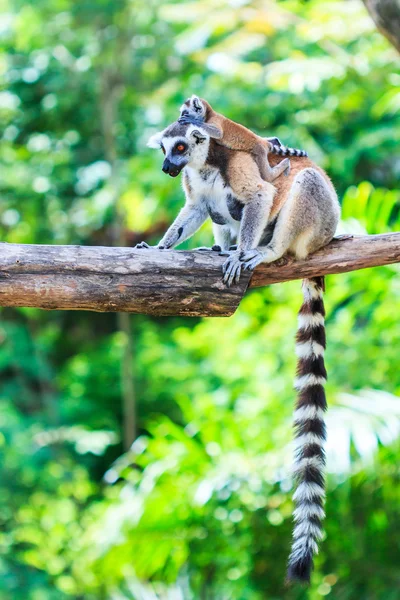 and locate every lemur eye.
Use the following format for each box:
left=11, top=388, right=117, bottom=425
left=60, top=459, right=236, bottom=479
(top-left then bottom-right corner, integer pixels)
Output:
left=161, top=146, right=165, bottom=154
left=176, top=144, right=185, bottom=152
